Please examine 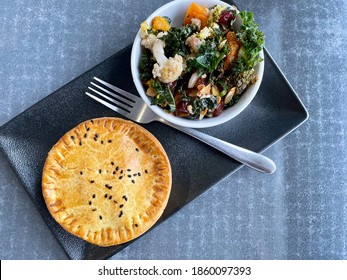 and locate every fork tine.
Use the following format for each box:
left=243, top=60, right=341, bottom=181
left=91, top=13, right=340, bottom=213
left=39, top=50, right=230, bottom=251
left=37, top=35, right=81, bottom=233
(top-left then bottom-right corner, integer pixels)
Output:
left=87, top=86, right=133, bottom=110
left=86, top=92, right=130, bottom=115
left=90, top=82, right=133, bottom=106
left=93, top=77, right=139, bottom=103
left=85, top=91, right=131, bottom=115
